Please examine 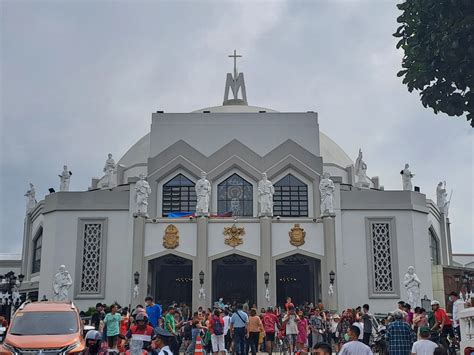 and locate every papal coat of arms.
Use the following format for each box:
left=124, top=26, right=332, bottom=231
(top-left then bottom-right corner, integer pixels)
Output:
left=289, top=224, right=306, bottom=247
left=163, top=224, right=179, bottom=249
left=223, top=224, right=245, bottom=248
